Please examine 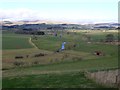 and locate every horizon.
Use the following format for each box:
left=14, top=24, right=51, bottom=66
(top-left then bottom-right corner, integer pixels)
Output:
left=0, top=0, right=118, bottom=24
left=1, top=19, right=119, bottom=25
